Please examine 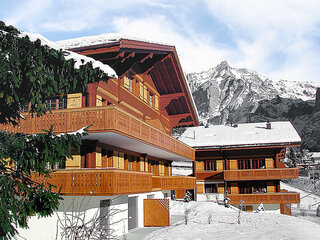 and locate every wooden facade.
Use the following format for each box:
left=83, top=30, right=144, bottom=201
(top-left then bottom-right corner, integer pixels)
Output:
left=193, top=145, right=300, bottom=210
left=1, top=105, right=194, bottom=160
left=224, top=168, right=298, bottom=181
left=0, top=38, right=198, bottom=200
left=32, top=170, right=195, bottom=196
left=228, top=193, right=300, bottom=204
left=144, top=199, right=170, bottom=227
